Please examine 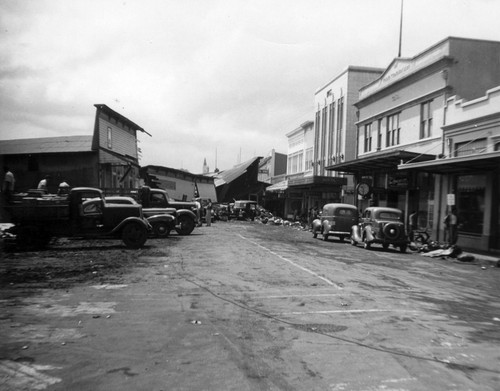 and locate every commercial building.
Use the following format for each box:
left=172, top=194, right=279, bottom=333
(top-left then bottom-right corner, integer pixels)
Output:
left=326, top=37, right=500, bottom=252
left=399, top=85, right=500, bottom=252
